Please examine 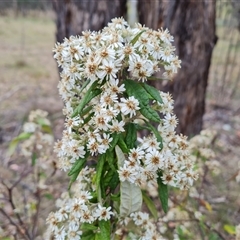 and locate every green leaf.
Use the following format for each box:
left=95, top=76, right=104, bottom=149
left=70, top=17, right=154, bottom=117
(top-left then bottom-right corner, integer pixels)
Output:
left=83, top=112, right=94, bottom=125
left=123, top=79, right=160, bottom=122
left=72, top=81, right=101, bottom=118
left=8, top=132, right=32, bottom=156
left=125, top=123, right=137, bottom=149
left=81, top=223, right=98, bottom=231
left=68, top=153, right=89, bottom=189
left=115, top=146, right=142, bottom=217
left=79, top=79, right=90, bottom=94
left=96, top=154, right=105, bottom=188
left=103, top=169, right=115, bottom=188
left=157, top=172, right=168, bottom=213
left=31, top=152, right=37, bottom=166
left=145, top=121, right=163, bottom=149
left=41, top=124, right=52, bottom=134
left=142, top=191, right=158, bottom=220
left=95, top=220, right=111, bottom=240
left=208, top=233, right=220, bottom=240
left=110, top=193, right=120, bottom=202
left=81, top=105, right=93, bottom=117
left=123, top=79, right=149, bottom=104
left=223, top=224, right=236, bottom=235
left=36, top=118, right=52, bottom=133
left=147, top=76, right=167, bottom=81
left=81, top=230, right=95, bottom=240
left=117, top=134, right=129, bottom=153
left=109, top=133, right=120, bottom=151
left=68, top=154, right=89, bottom=176
left=108, top=172, right=119, bottom=191
left=44, top=193, right=53, bottom=200
left=139, top=103, right=161, bottom=122
left=130, top=30, right=146, bottom=45
left=96, top=154, right=106, bottom=202
left=105, top=150, right=116, bottom=171
left=142, top=83, right=163, bottom=103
